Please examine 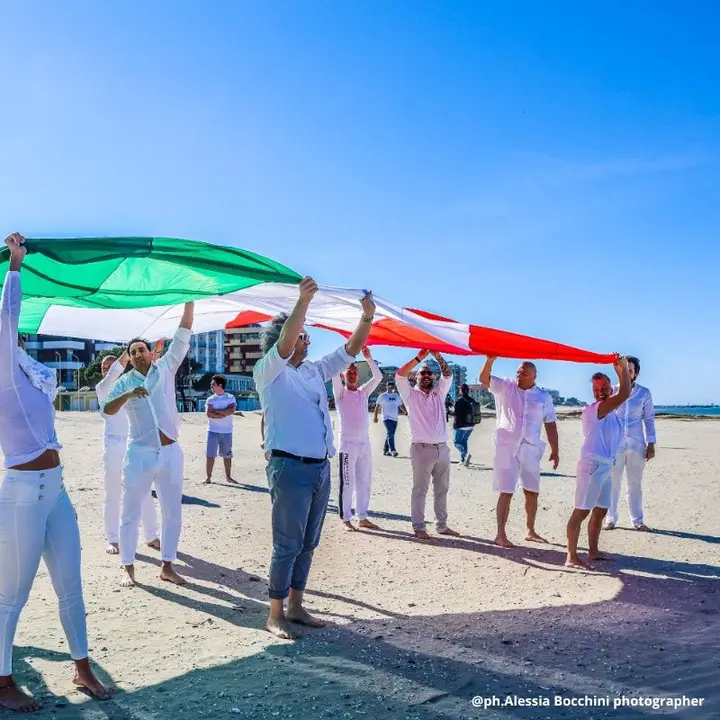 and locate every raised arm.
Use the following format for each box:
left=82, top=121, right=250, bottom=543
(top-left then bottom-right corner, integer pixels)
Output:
left=1, top=233, right=26, bottom=380
left=331, top=374, right=344, bottom=404
left=344, top=292, right=376, bottom=358
left=277, top=277, right=318, bottom=359
left=180, top=302, right=194, bottom=330
left=157, top=304, right=193, bottom=375
left=479, top=356, right=496, bottom=388
left=95, top=352, right=129, bottom=402
left=360, top=348, right=383, bottom=395
left=397, top=349, right=429, bottom=378
left=597, top=356, right=631, bottom=419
